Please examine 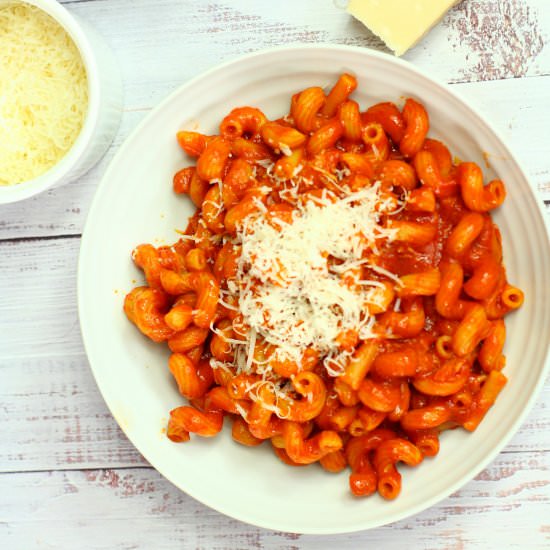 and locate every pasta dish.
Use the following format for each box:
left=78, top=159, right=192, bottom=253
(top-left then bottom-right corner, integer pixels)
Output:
left=124, top=75, right=523, bottom=499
